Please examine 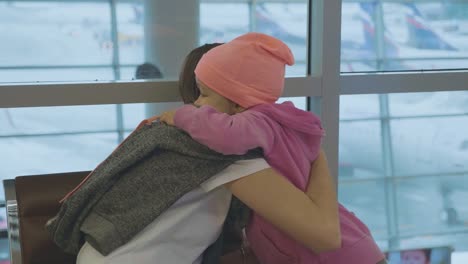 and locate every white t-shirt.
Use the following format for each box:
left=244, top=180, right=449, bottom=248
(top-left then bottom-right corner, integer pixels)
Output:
left=77, top=158, right=269, bottom=264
